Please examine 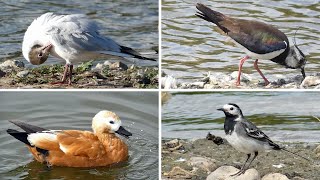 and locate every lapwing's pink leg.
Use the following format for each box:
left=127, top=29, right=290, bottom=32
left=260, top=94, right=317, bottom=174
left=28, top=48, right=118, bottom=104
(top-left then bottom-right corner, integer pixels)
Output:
left=51, top=64, right=72, bottom=85
left=254, top=59, right=270, bottom=86
left=236, top=55, right=250, bottom=86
